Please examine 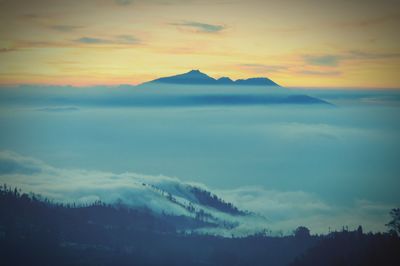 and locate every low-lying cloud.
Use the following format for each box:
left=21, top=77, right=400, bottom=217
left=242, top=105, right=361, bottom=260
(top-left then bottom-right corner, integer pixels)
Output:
left=35, top=106, right=80, bottom=112
left=0, top=150, right=393, bottom=235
